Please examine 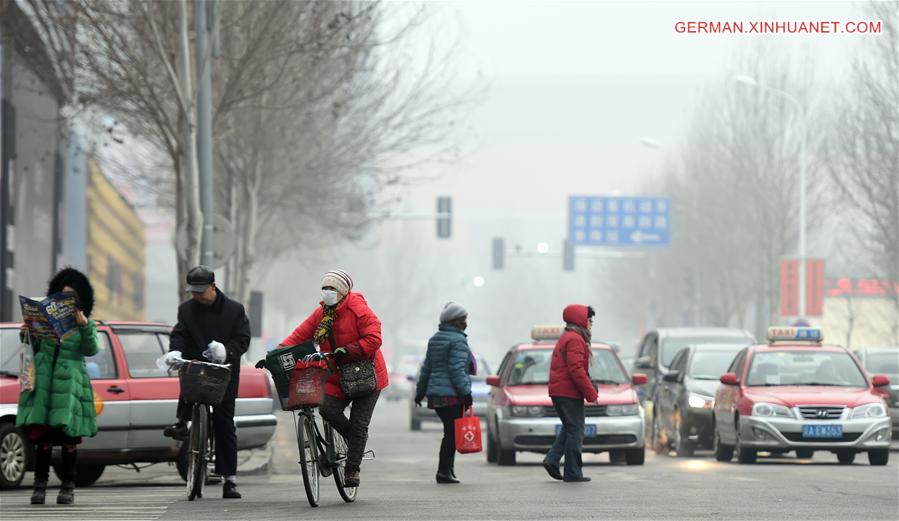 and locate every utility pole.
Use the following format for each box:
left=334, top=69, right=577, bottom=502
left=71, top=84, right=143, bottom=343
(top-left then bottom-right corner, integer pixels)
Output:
left=195, top=0, right=214, bottom=266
